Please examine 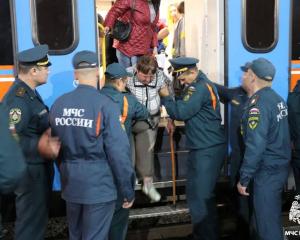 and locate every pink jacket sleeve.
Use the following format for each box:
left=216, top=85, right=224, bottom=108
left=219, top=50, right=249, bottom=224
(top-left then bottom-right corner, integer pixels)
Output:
left=104, top=0, right=131, bottom=29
